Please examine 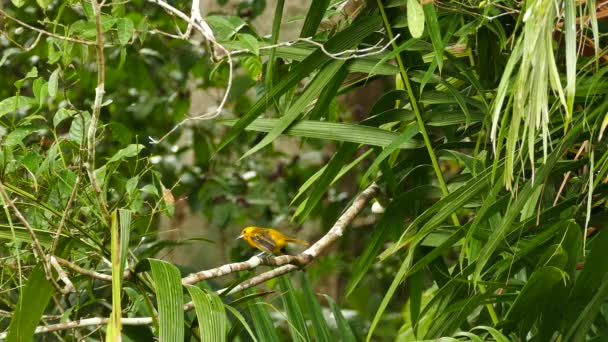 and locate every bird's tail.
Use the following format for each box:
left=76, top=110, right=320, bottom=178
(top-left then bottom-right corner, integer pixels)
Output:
left=286, top=238, right=309, bottom=247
